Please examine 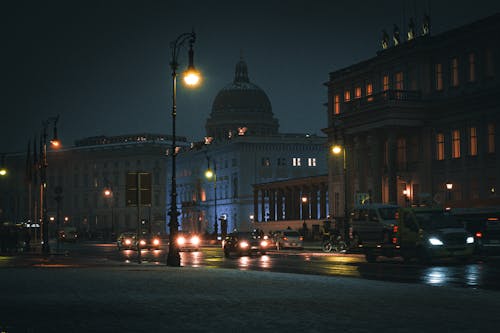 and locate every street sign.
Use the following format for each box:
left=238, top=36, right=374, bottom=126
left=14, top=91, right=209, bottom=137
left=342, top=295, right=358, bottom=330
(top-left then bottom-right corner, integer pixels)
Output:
left=126, top=172, right=152, bottom=206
